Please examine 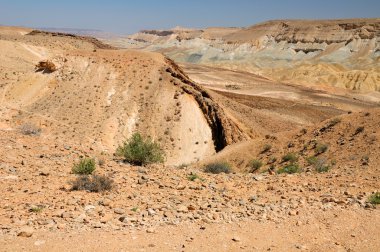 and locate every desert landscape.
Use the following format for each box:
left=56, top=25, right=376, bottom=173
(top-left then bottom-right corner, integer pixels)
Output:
left=0, top=15, right=379, bottom=252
